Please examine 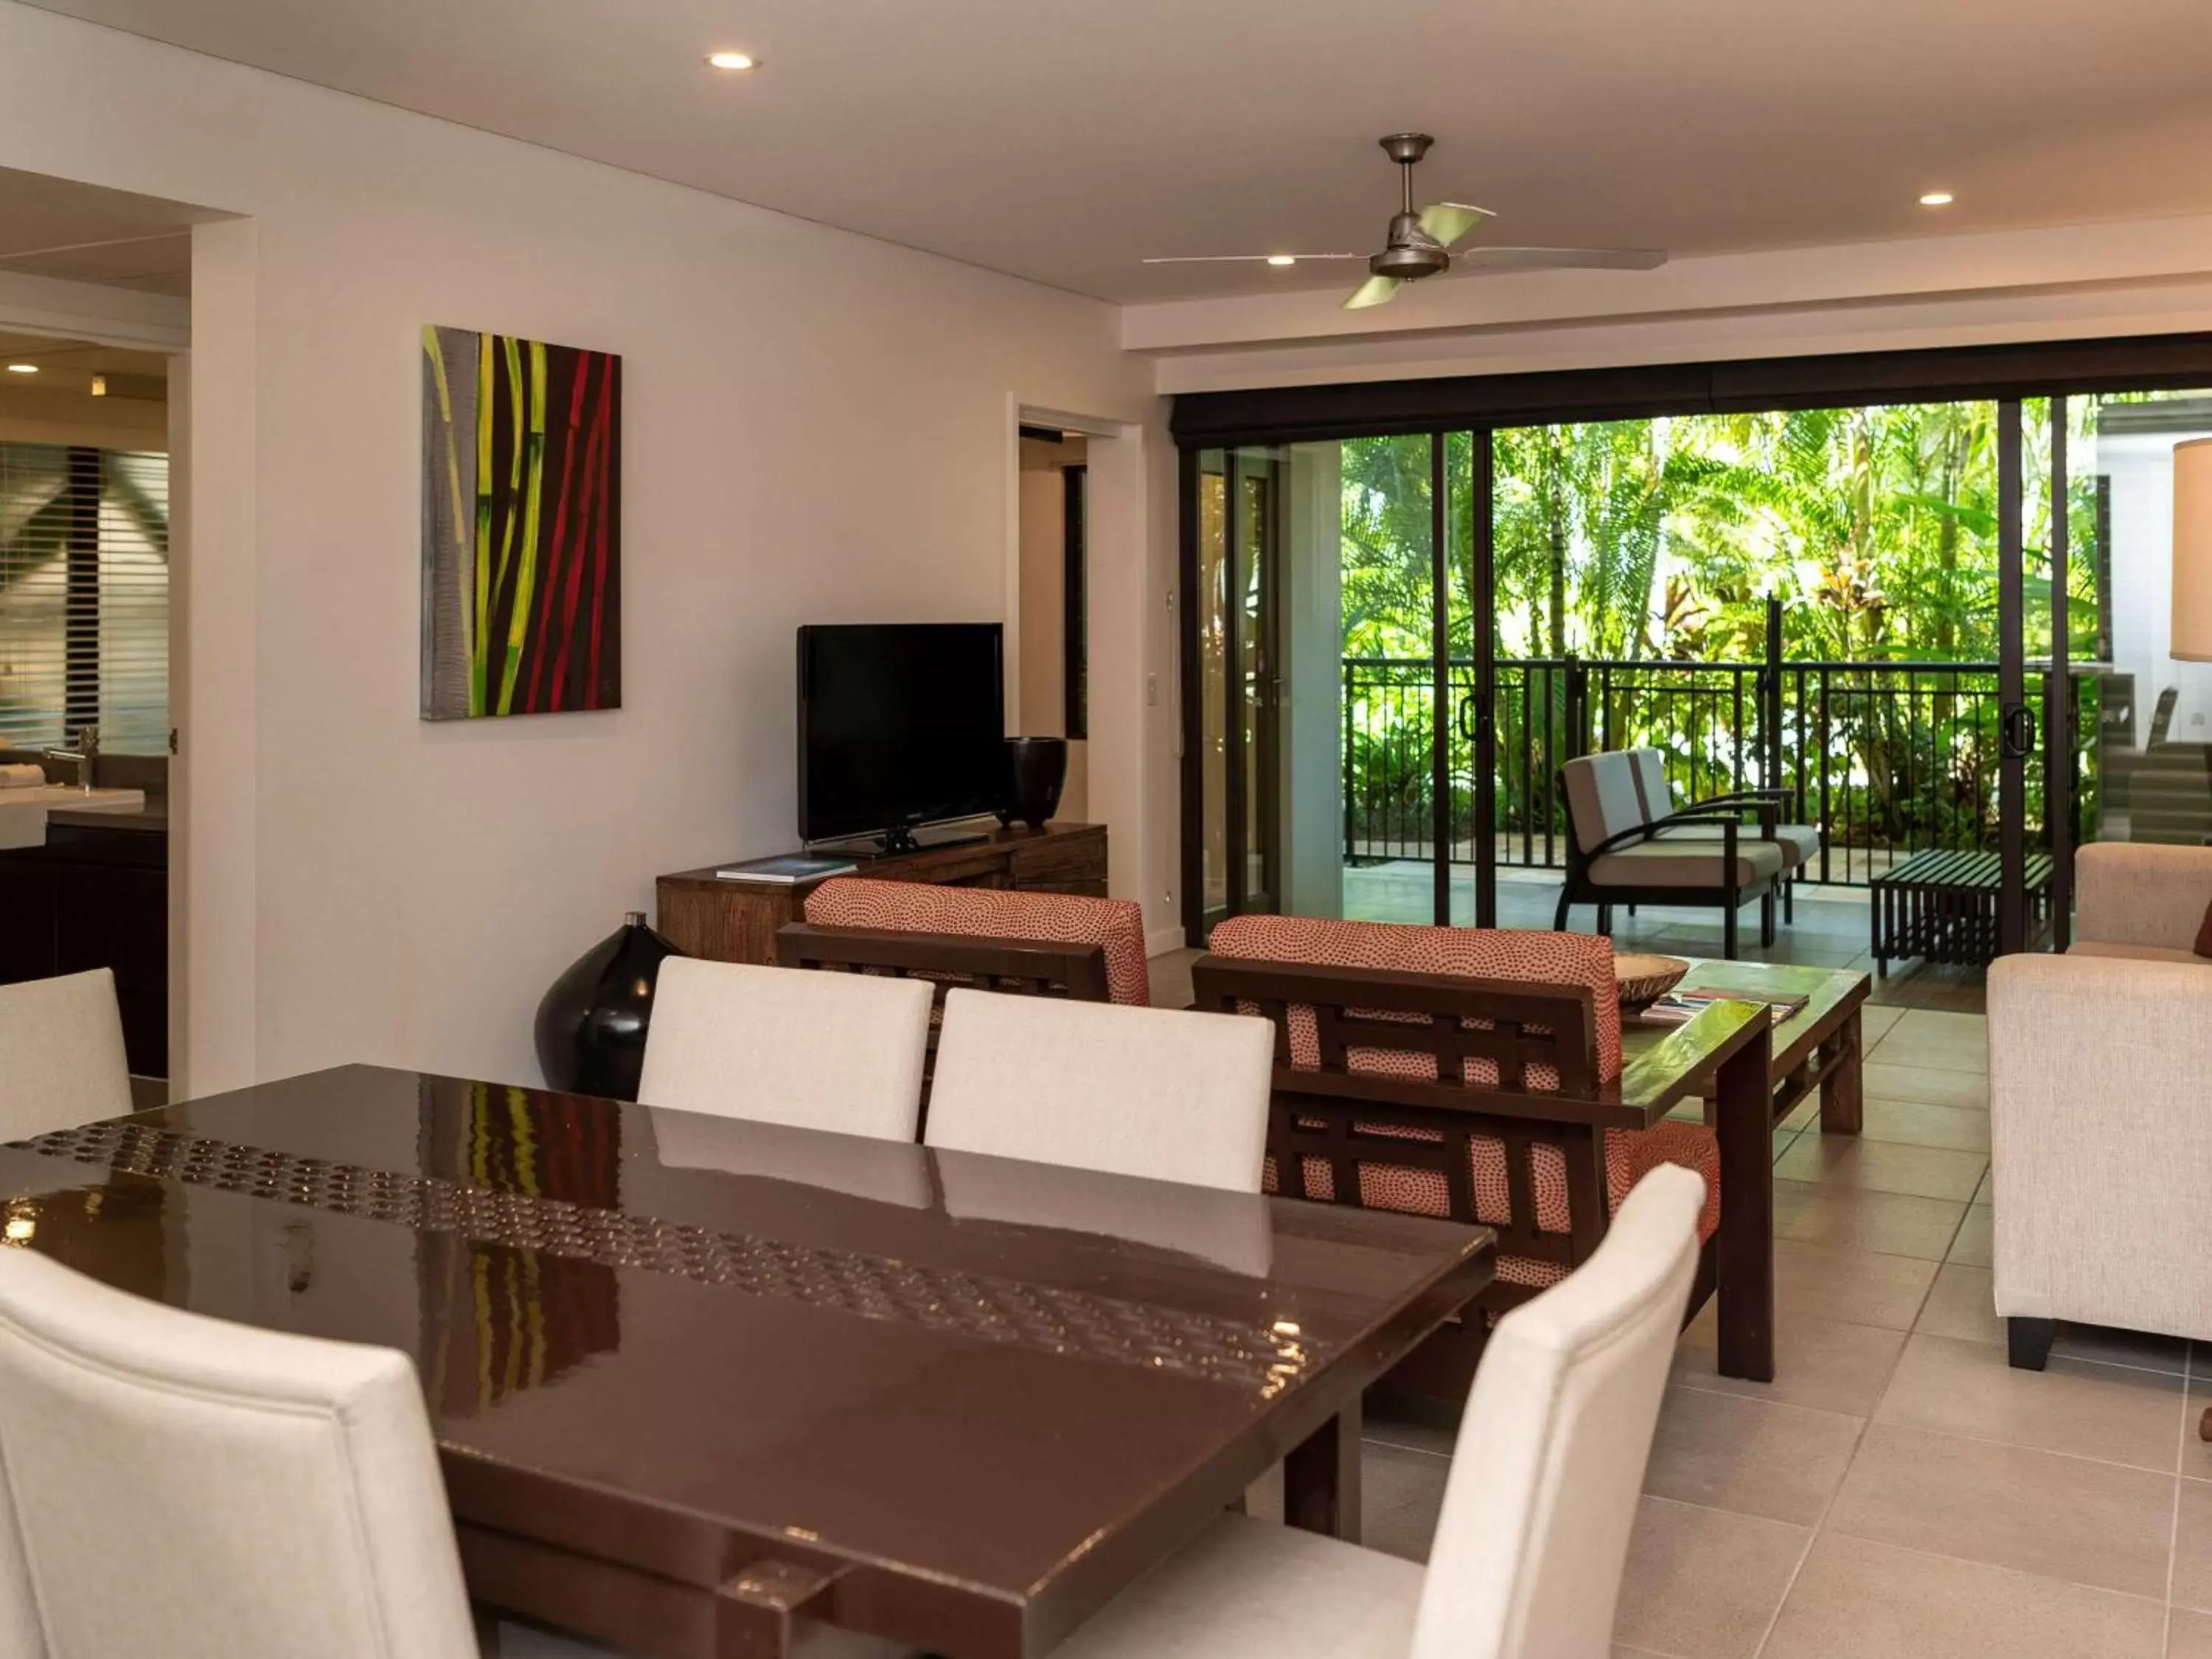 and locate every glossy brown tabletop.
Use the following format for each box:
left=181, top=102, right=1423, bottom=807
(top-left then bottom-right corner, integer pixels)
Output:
left=1625, top=958, right=1870, bottom=1135
left=0, top=1065, right=1494, bottom=1659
